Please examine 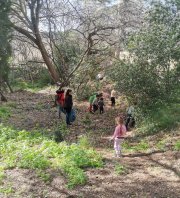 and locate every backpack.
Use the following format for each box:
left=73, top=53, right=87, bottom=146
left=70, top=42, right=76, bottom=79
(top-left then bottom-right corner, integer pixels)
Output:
left=55, top=93, right=64, bottom=106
